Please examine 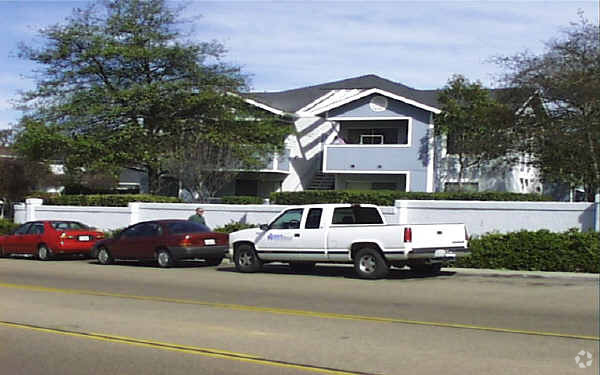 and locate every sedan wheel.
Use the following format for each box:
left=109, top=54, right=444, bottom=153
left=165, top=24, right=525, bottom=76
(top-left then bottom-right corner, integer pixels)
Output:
left=37, top=245, right=52, bottom=261
left=97, top=247, right=113, bottom=265
left=157, top=249, right=173, bottom=268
